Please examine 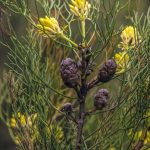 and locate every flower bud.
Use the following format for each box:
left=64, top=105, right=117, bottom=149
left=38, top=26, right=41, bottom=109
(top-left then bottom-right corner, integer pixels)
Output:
left=94, top=89, right=109, bottom=110
left=61, top=103, right=72, bottom=114
left=69, top=0, right=91, bottom=20
left=114, top=52, right=130, bottom=74
left=97, top=59, right=117, bottom=82
left=37, top=16, right=62, bottom=38
left=119, top=26, right=140, bottom=50
left=60, top=58, right=80, bottom=88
